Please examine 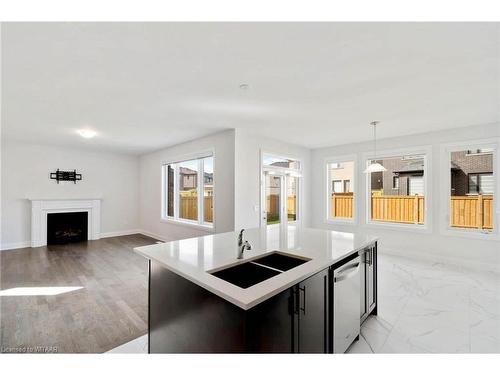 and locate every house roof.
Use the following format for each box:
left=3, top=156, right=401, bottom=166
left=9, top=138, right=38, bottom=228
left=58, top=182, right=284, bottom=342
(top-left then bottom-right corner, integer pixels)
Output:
left=179, top=167, right=197, bottom=175
left=450, top=161, right=461, bottom=170
left=393, top=160, right=424, bottom=174
left=179, top=167, right=213, bottom=180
